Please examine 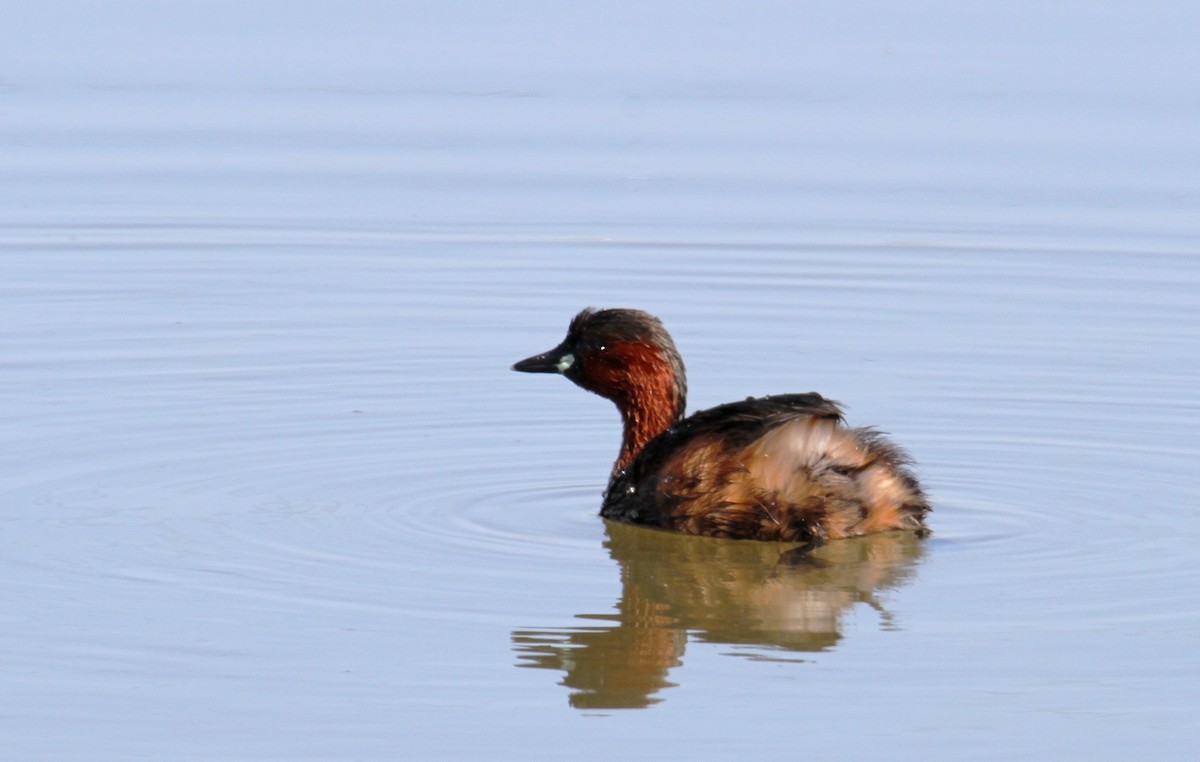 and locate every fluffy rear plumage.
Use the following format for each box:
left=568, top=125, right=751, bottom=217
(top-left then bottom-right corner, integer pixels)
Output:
left=602, top=394, right=928, bottom=542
